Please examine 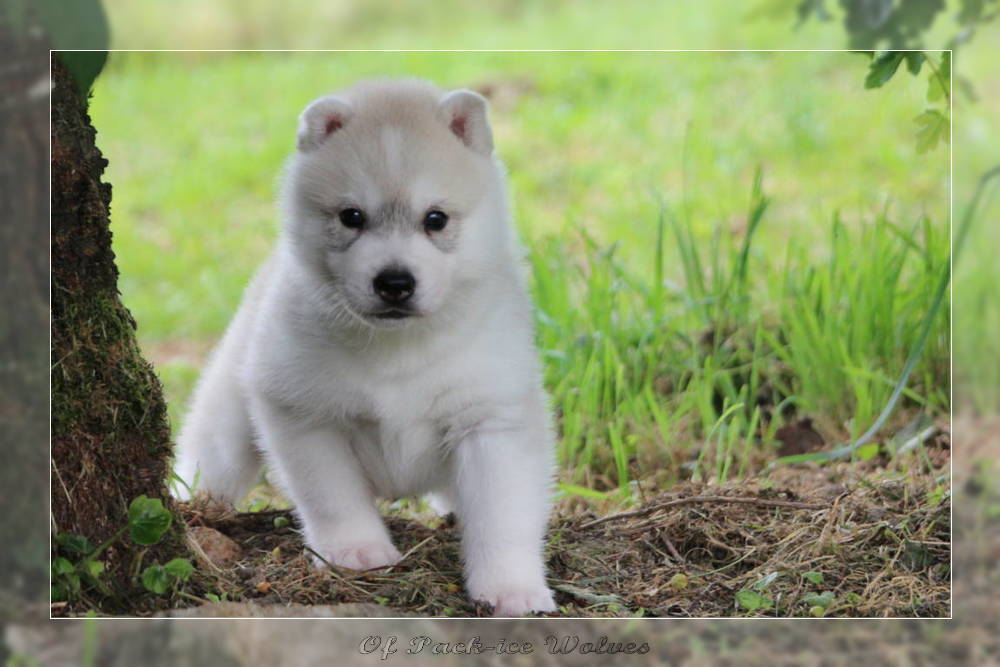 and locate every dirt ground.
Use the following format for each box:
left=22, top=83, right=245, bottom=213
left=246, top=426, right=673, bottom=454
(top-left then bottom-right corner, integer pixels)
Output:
left=19, top=417, right=1000, bottom=665
left=60, top=426, right=951, bottom=620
